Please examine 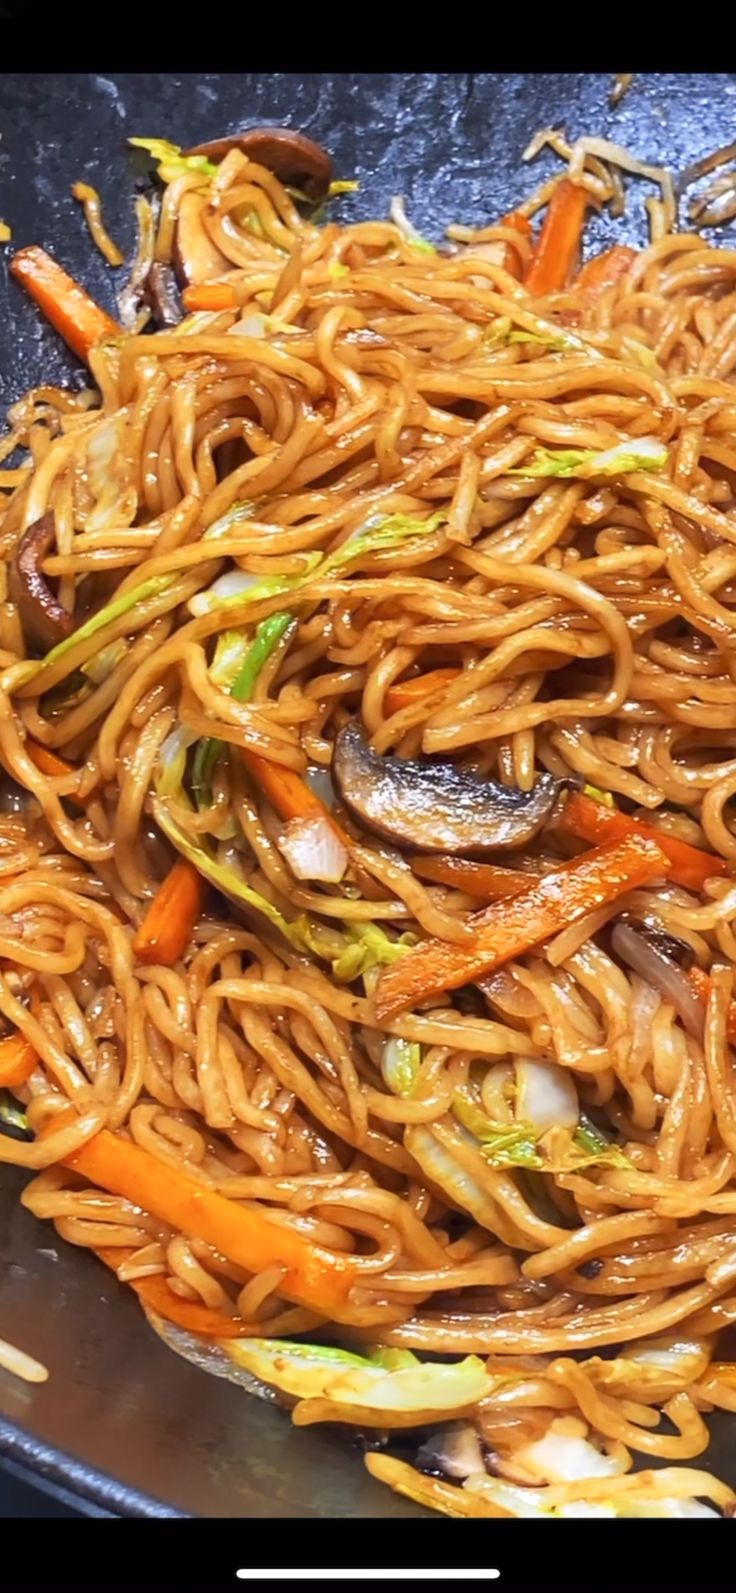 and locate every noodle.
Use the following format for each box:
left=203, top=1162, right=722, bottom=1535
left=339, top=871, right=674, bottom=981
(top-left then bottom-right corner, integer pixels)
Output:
left=1, top=123, right=736, bottom=1521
